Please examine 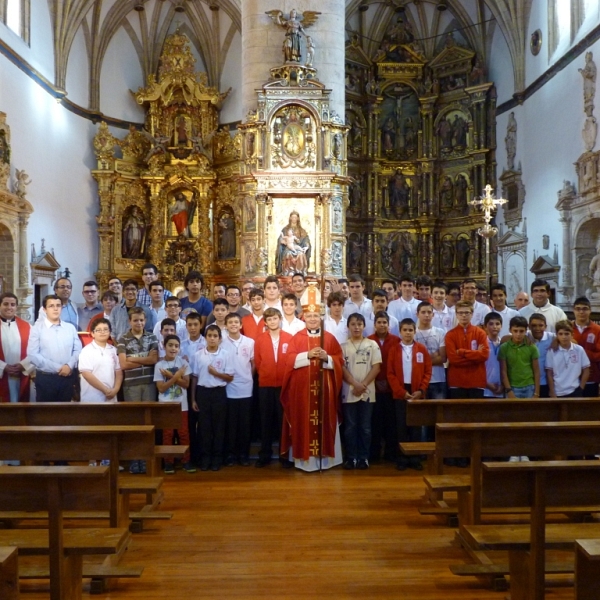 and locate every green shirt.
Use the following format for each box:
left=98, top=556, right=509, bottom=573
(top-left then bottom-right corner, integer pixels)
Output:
left=498, top=340, right=539, bottom=388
